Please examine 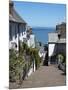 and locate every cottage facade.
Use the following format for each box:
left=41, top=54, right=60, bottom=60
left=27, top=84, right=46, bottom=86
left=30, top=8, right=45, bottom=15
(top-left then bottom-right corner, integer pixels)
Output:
left=48, top=22, right=66, bottom=64
left=9, top=1, right=27, bottom=51
left=25, top=26, right=36, bottom=48
left=9, top=1, right=36, bottom=77
left=9, top=1, right=36, bottom=51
